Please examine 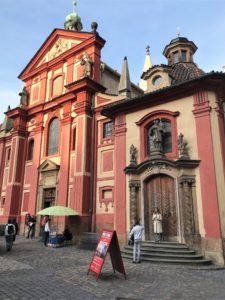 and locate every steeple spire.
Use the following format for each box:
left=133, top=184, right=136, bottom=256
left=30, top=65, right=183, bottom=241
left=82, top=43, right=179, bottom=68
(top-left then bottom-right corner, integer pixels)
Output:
left=73, top=0, right=77, bottom=13
left=139, top=45, right=153, bottom=91
left=143, top=45, right=153, bottom=72
left=118, top=56, right=132, bottom=99
left=64, top=0, right=83, bottom=31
